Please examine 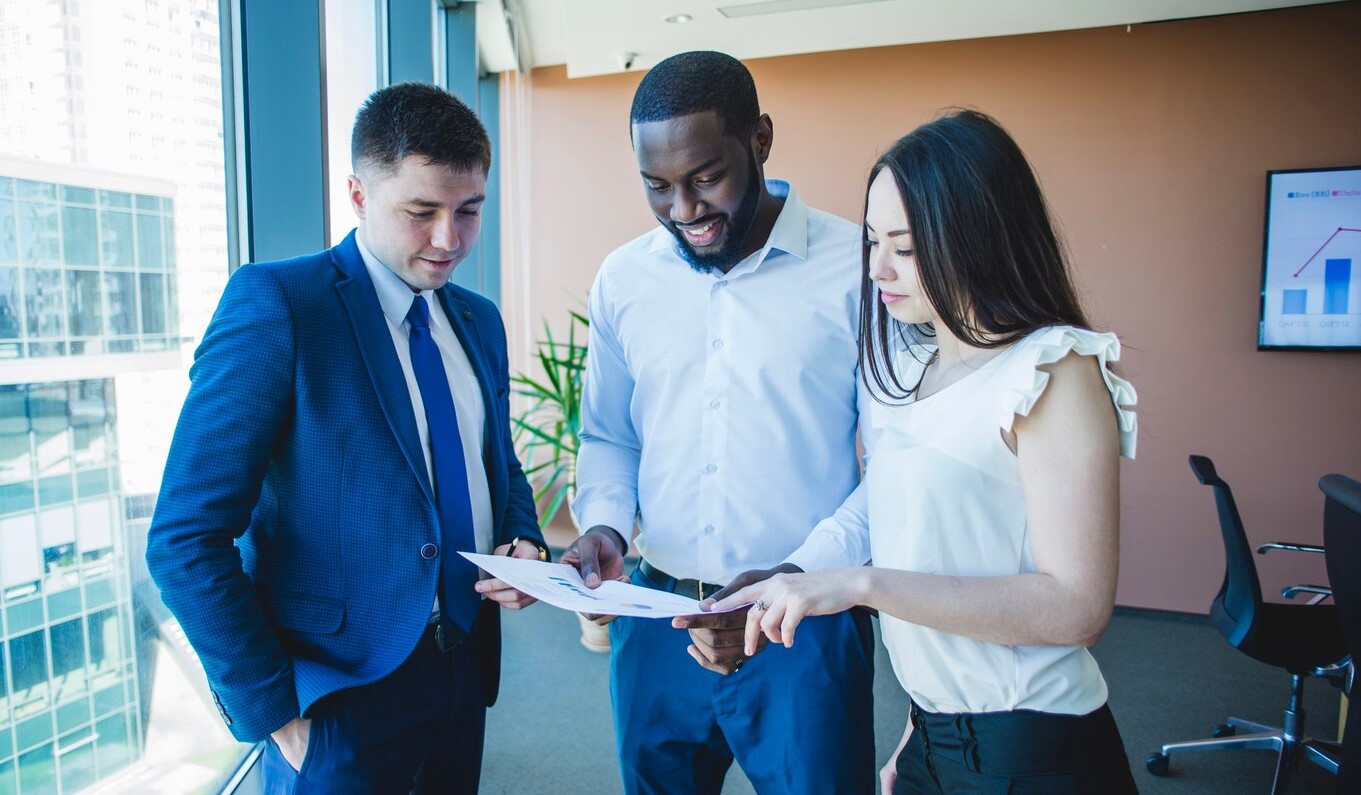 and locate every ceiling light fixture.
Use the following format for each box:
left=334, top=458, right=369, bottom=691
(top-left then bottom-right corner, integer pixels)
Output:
left=718, top=0, right=889, bottom=19
left=664, top=13, right=694, bottom=23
